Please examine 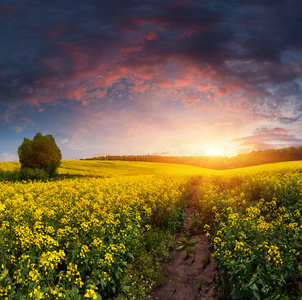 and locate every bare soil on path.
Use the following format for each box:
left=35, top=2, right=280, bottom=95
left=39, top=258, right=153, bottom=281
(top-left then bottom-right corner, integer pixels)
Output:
left=148, top=207, right=220, bottom=300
